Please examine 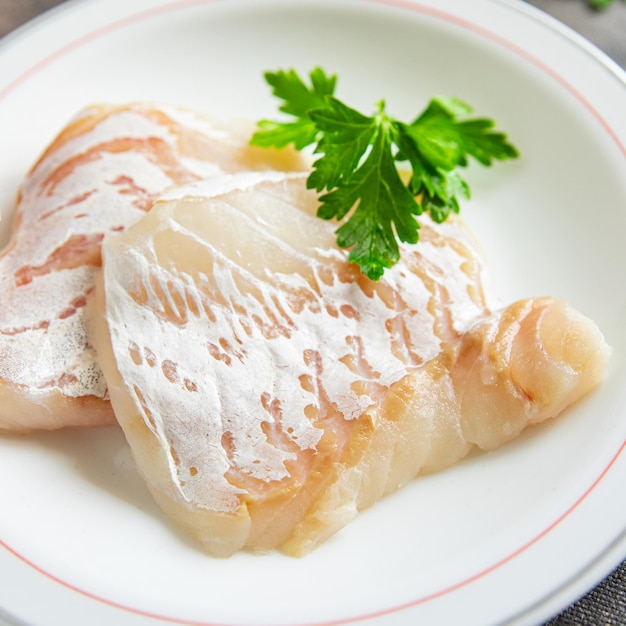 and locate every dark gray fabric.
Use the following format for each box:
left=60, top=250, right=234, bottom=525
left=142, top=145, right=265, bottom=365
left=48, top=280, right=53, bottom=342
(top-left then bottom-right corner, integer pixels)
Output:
left=525, top=0, right=626, bottom=68
left=546, top=562, right=626, bottom=625
left=0, top=0, right=67, bottom=39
